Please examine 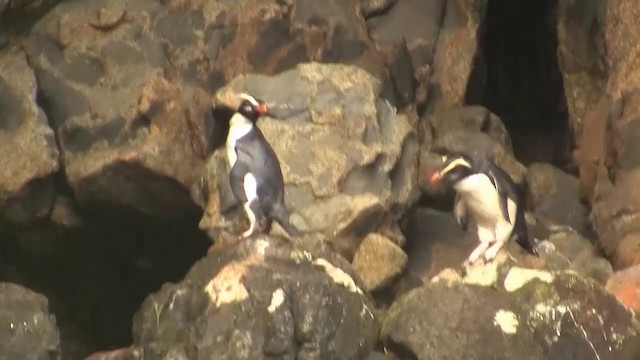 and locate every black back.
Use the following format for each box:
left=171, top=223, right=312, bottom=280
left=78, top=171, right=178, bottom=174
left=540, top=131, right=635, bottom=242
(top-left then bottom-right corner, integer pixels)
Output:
left=232, top=127, right=286, bottom=215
